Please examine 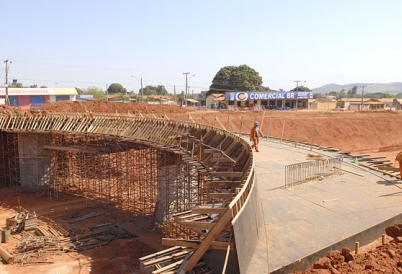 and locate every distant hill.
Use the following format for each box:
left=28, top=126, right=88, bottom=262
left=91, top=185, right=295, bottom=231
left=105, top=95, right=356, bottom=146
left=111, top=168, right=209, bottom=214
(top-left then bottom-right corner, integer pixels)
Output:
left=312, top=82, right=402, bottom=95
